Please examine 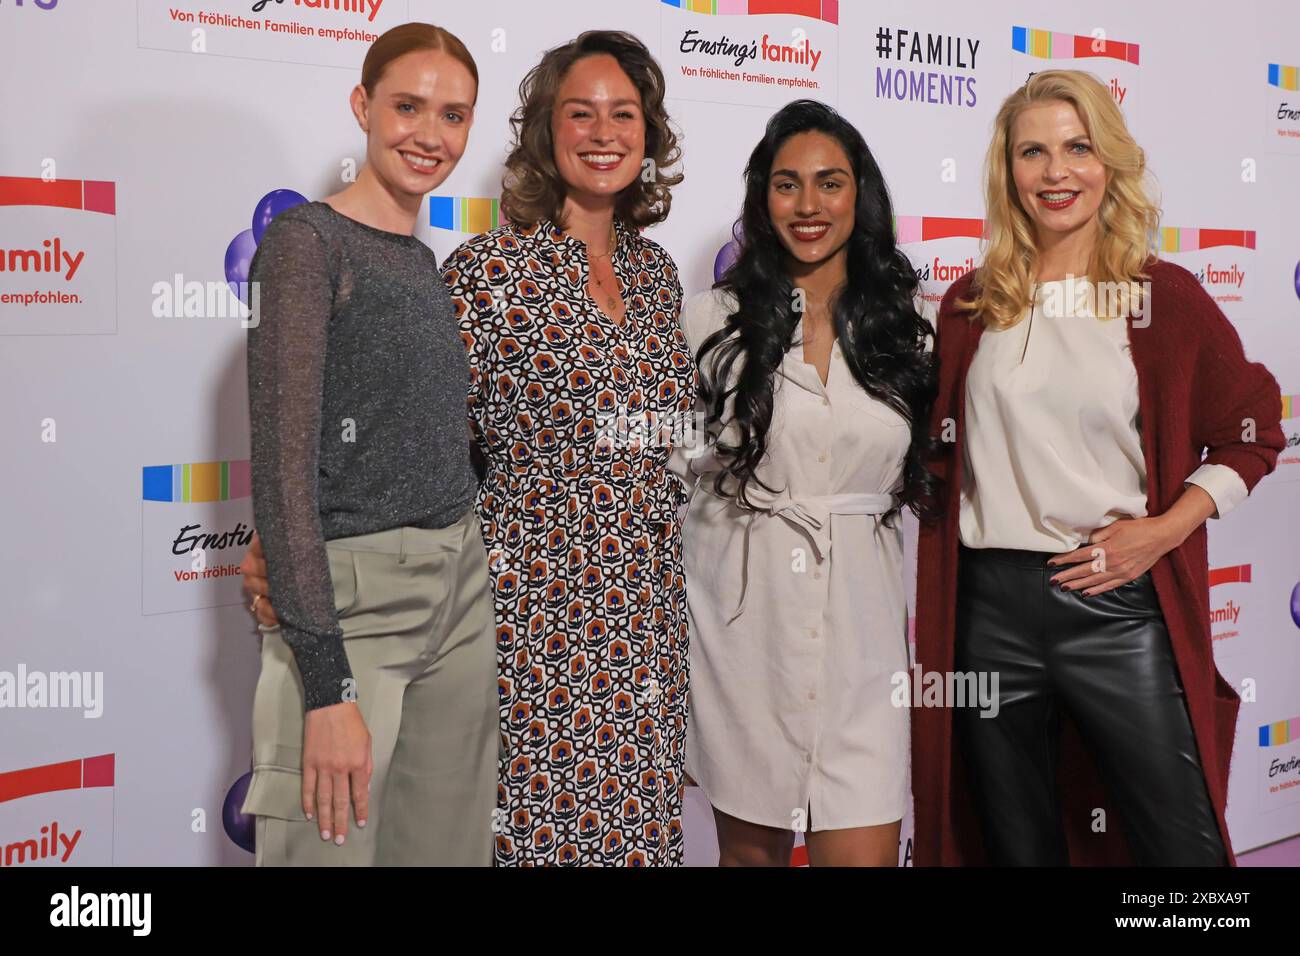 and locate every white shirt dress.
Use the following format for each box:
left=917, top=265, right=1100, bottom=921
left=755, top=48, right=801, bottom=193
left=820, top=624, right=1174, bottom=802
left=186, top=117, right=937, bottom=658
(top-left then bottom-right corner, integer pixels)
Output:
left=670, top=288, right=912, bottom=831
